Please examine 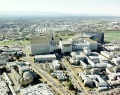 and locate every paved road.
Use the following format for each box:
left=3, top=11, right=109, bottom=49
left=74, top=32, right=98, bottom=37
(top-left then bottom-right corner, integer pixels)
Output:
left=61, top=59, right=84, bottom=93
left=62, top=58, right=90, bottom=95
left=31, top=63, right=73, bottom=95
